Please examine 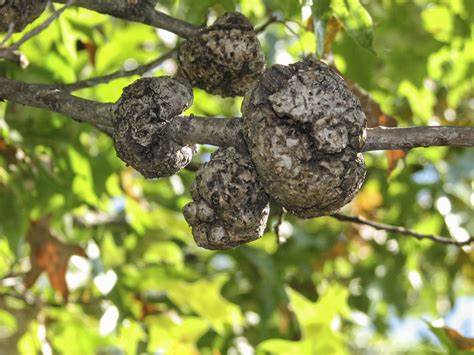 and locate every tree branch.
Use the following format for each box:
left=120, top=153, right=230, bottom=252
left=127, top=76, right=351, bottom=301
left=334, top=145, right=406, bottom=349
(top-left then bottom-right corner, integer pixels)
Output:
left=56, top=49, right=176, bottom=92
left=331, top=213, right=473, bottom=247
left=0, top=77, right=114, bottom=134
left=1, top=76, right=473, bottom=152
left=363, top=126, right=474, bottom=151
left=167, top=115, right=246, bottom=150
left=0, top=1, right=75, bottom=66
left=53, top=0, right=203, bottom=38
left=10, top=0, right=76, bottom=51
